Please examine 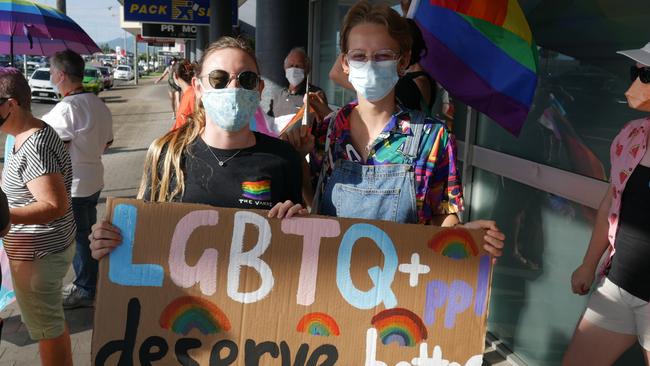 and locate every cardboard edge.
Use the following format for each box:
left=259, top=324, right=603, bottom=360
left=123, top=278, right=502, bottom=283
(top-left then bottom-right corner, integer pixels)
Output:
left=478, top=257, right=496, bottom=362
